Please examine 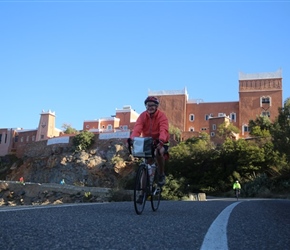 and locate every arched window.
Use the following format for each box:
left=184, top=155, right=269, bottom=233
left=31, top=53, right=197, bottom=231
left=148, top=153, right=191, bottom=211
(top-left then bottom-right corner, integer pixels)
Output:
left=189, top=114, right=195, bottom=121
left=242, top=125, right=250, bottom=135
left=260, top=96, right=271, bottom=106
left=230, top=112, right=236, bottom=122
